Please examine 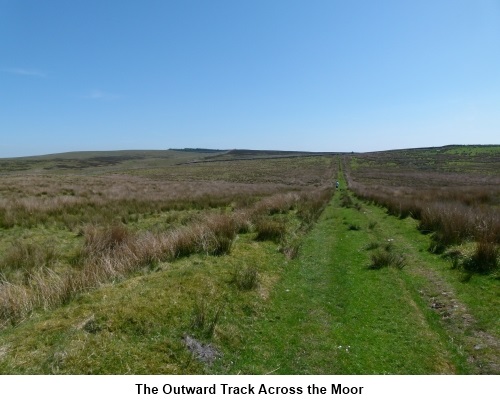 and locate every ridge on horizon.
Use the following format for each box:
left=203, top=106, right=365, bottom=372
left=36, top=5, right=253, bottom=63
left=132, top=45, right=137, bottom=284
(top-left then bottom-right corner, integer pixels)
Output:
left=0, top=144, right=498, bottom=160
